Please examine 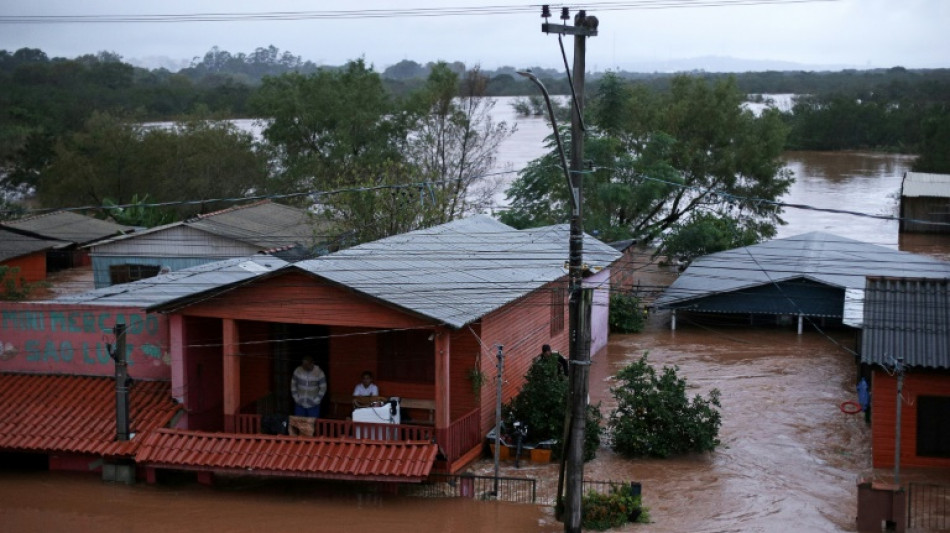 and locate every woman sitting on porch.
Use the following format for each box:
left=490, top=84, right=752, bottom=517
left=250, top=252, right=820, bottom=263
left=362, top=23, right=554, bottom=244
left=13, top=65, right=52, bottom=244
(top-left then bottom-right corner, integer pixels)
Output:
left=352, top=371, right=383, bottom=407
